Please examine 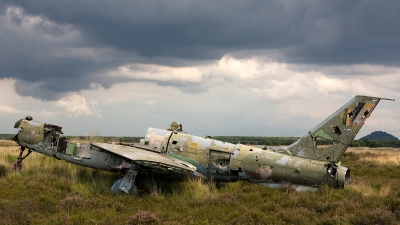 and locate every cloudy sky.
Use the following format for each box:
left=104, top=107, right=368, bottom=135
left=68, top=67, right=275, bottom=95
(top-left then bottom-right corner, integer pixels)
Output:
left=1, top=1, right=399, bottom=139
